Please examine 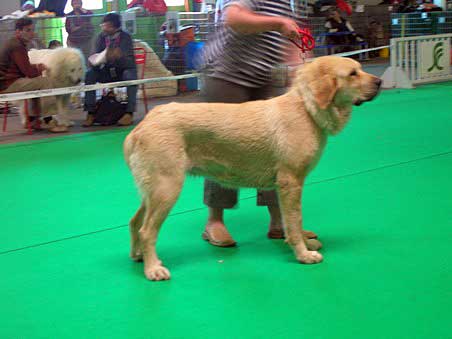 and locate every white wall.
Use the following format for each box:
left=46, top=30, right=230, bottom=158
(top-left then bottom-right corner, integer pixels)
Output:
left=0, top=1, right=22, bottom=16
